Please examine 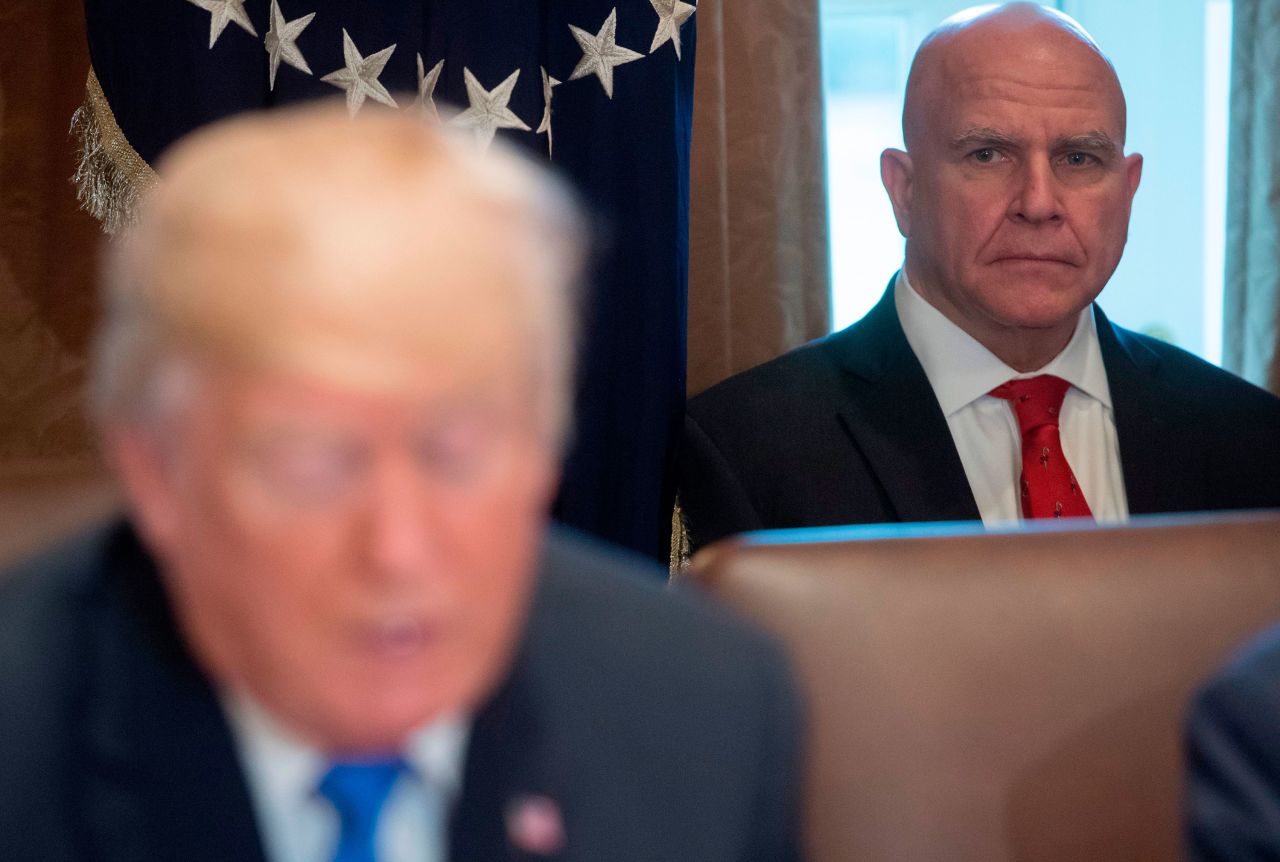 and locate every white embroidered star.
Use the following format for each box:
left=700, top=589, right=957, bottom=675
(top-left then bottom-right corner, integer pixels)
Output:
left=186, top=0, right=257, bottom=50
left=649, top=0, right=695, bottom=60
left=452, top=68, right=531, bottom=151
left=320, top=29, right=398, bottom=116
left=536, top=67, right=561, bottom=158
left=265, top=0, right=314, bottom=90
left=416, top=54, right=445, bottom=121
left=568, top=8, right=644, bottom=99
